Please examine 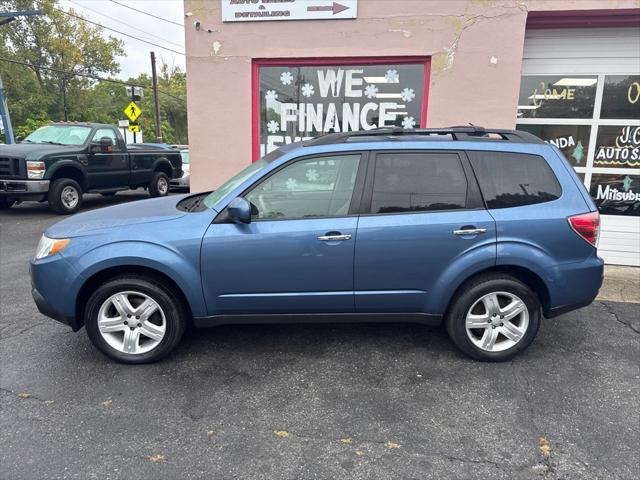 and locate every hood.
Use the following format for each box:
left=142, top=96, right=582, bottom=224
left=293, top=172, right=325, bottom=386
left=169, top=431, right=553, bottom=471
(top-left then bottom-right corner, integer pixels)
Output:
left=47, top=194, right=190, bottom=237
left=0, top=143, right=83, bottom=160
